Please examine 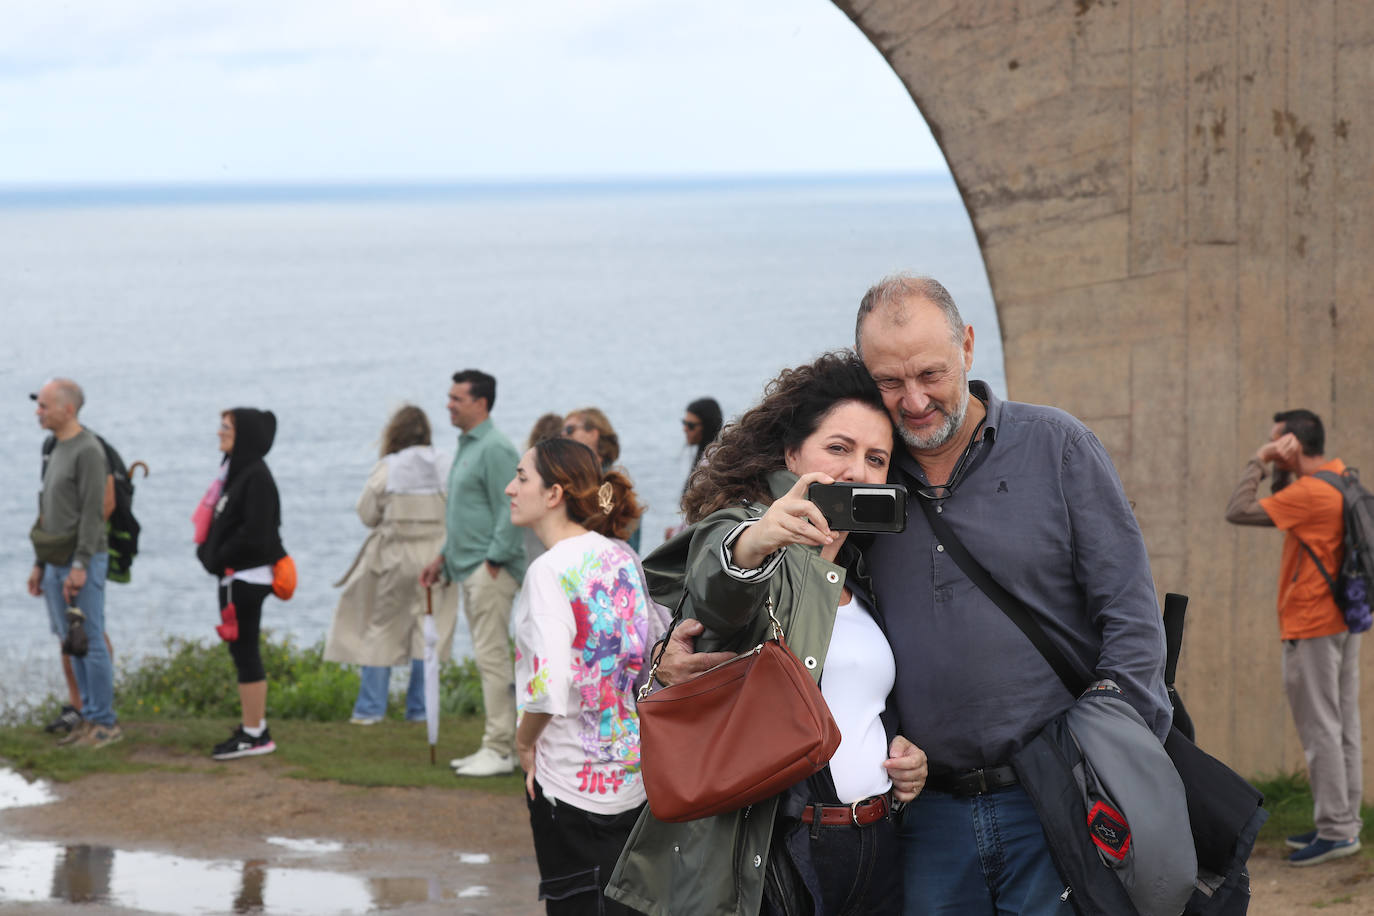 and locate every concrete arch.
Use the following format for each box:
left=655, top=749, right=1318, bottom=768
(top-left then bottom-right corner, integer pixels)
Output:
left=834, top=0, right=1374, bottom=781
